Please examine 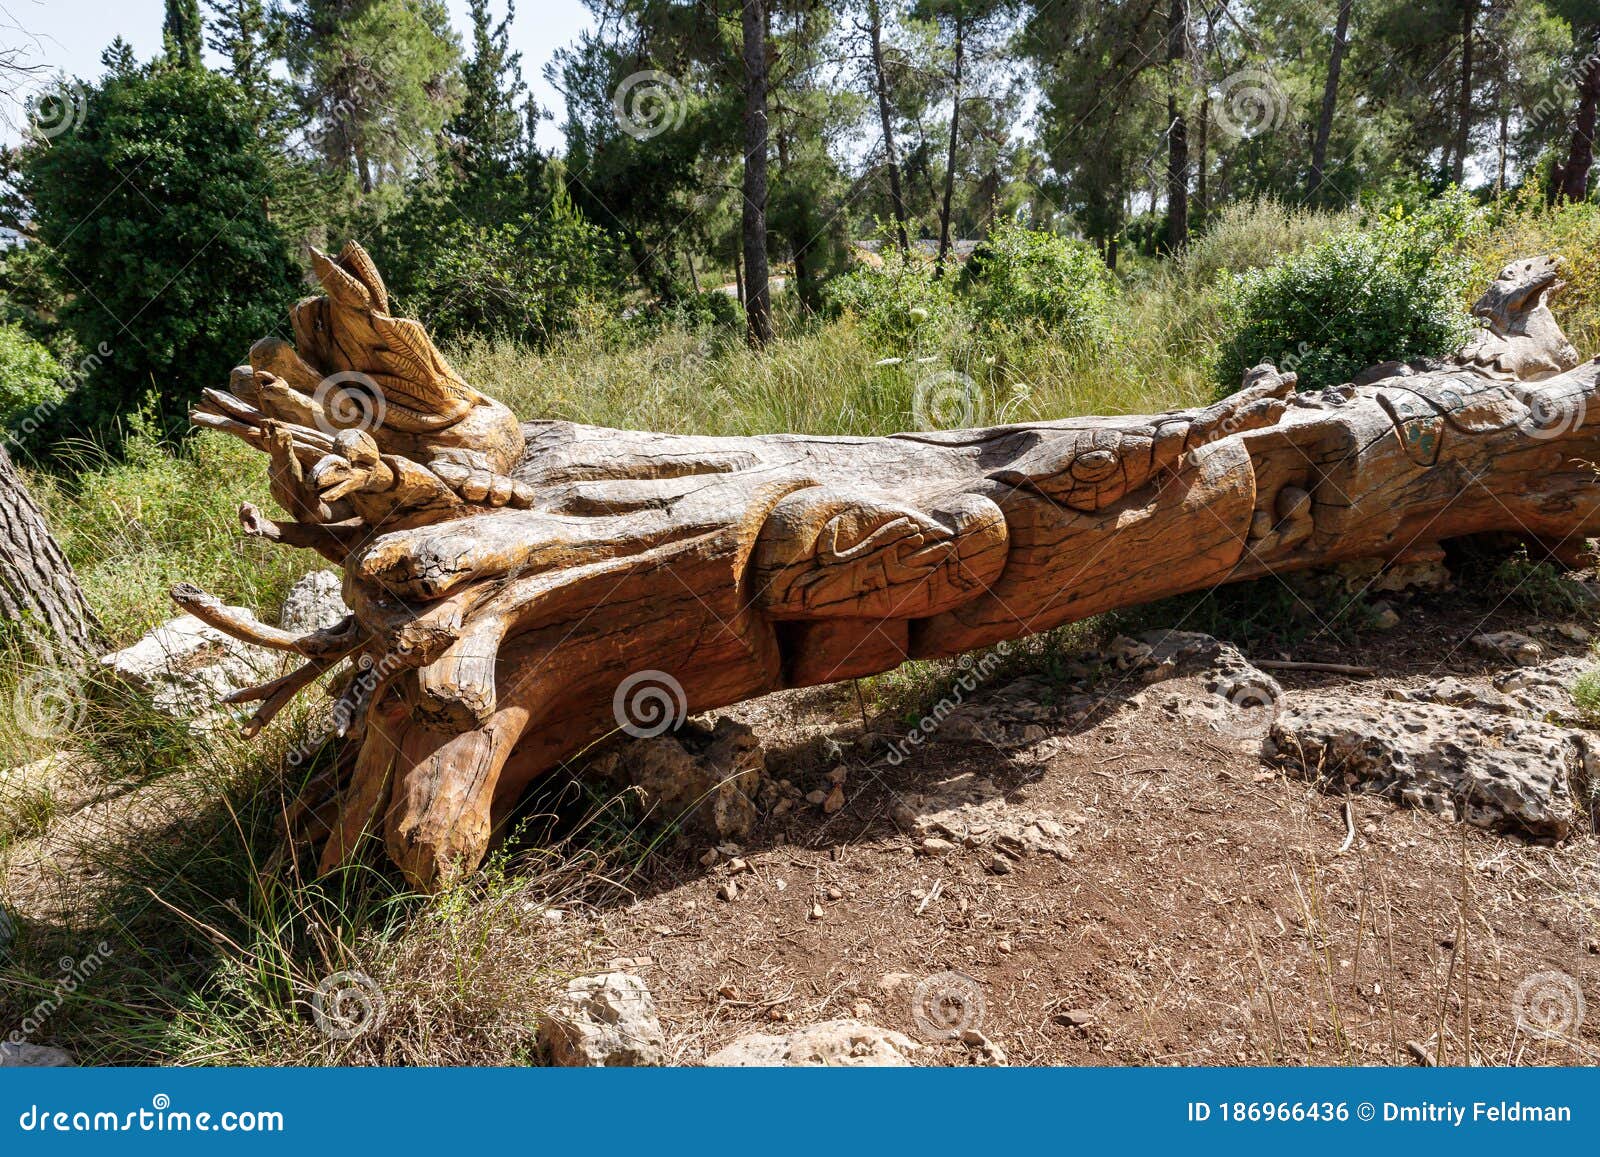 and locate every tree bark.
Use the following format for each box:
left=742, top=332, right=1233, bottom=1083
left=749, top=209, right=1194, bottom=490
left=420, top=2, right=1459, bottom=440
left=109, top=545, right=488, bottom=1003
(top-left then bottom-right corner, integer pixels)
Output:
left=1556, top=34, right=1600, bottom=203
left=935, top=11, right=966, bottom=276
left=741, top=0, right=772, bottom=347
left=184, top=246, right=1599, bottom=890
left=1308, top=0, right=1353, bottom=199
left=867, top=0, right=910, bottom=257
left=1451, top=0, right=1477, bottom=186
left=0, top=444, right=102, bottom=660
left=1165, top=0, right=1189, bottom=251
